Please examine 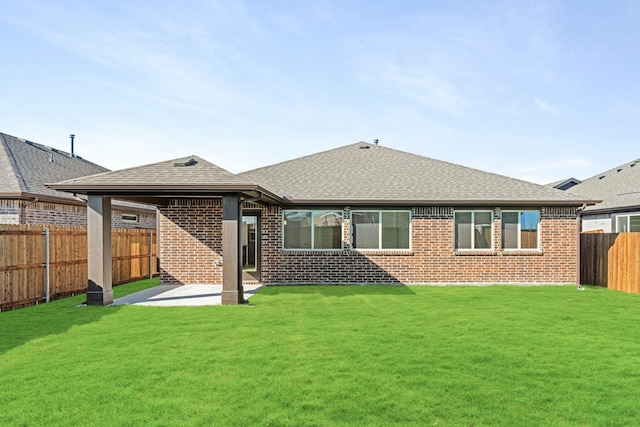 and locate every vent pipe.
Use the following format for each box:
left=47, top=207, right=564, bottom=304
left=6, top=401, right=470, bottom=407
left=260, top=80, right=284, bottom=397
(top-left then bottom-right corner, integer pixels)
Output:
left=70, top=134, right=75, bottom=157
left=374, top=139, right=379, bottom=145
